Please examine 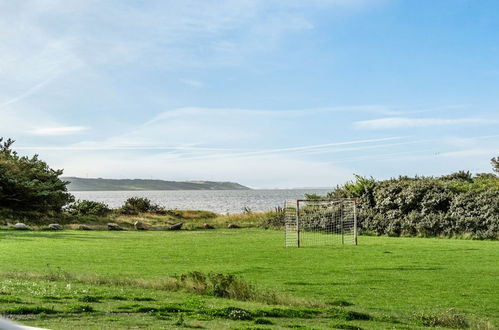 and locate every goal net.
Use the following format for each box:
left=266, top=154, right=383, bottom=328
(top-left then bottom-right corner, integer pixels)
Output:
left=285, top=199, right=358, bottom=247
